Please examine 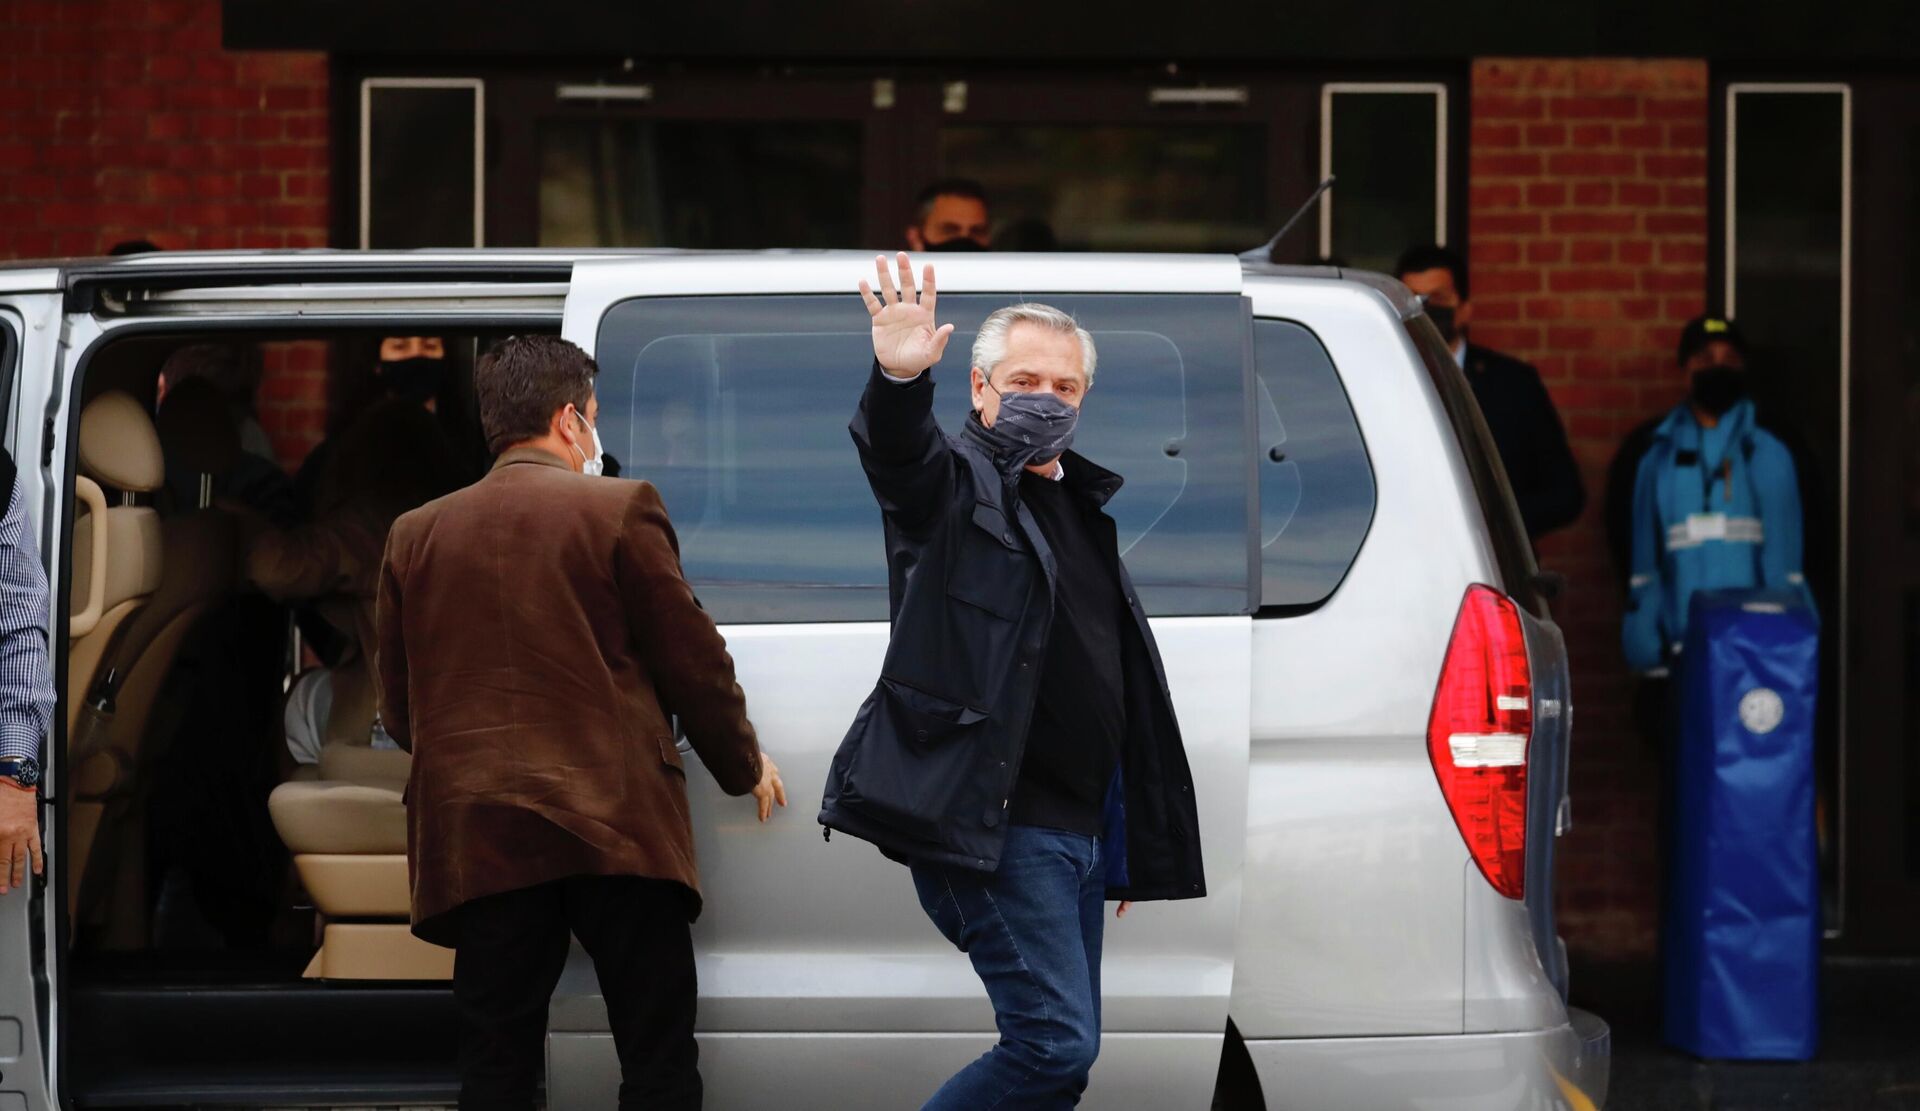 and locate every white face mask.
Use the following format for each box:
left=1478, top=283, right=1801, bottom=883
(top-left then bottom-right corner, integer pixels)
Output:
left=570, top=410, right=605, bottom=477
